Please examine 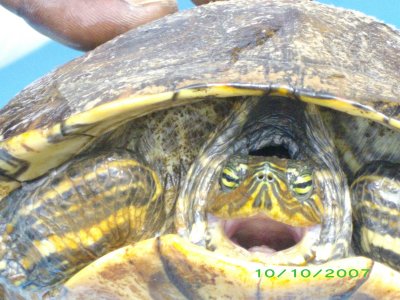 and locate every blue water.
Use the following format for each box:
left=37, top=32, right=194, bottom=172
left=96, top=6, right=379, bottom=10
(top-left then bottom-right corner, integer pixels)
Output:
left=0, top=0, right=399, bottom=107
